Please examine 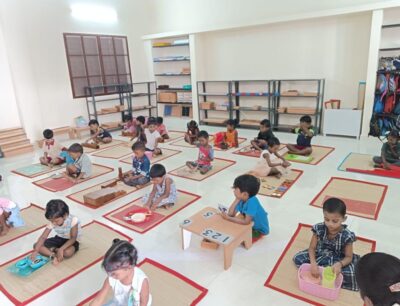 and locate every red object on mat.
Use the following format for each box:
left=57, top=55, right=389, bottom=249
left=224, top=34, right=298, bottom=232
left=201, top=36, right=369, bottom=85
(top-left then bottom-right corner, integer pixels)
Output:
left=77, top=258, right=208, bottom=306
left=39, top=178, right=75, bottom=191
left=323, top=196, right=377, bottom=217
left=347, top=167, right=400, bottom=179
left=112, top=204, right=165, bottom=229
